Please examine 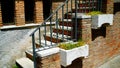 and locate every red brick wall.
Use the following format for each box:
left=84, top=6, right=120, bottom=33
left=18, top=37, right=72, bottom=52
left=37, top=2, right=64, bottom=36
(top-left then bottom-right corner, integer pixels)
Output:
left=52, top=0, right=75, bottom=20
left=34, top=0, right=44, bottom=23
left=15, top=1, right=25, bottom=26
left=82, top=12, right=120, bottom=68
left=0, top=5, right=2, bottom=26
left=106, top=0, right=114, bottom=14
left=0, top=0, right=72, bottom=26
left=0, top=0, right=114, bottom=26
left=81, top=19, right=92, bottom=44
